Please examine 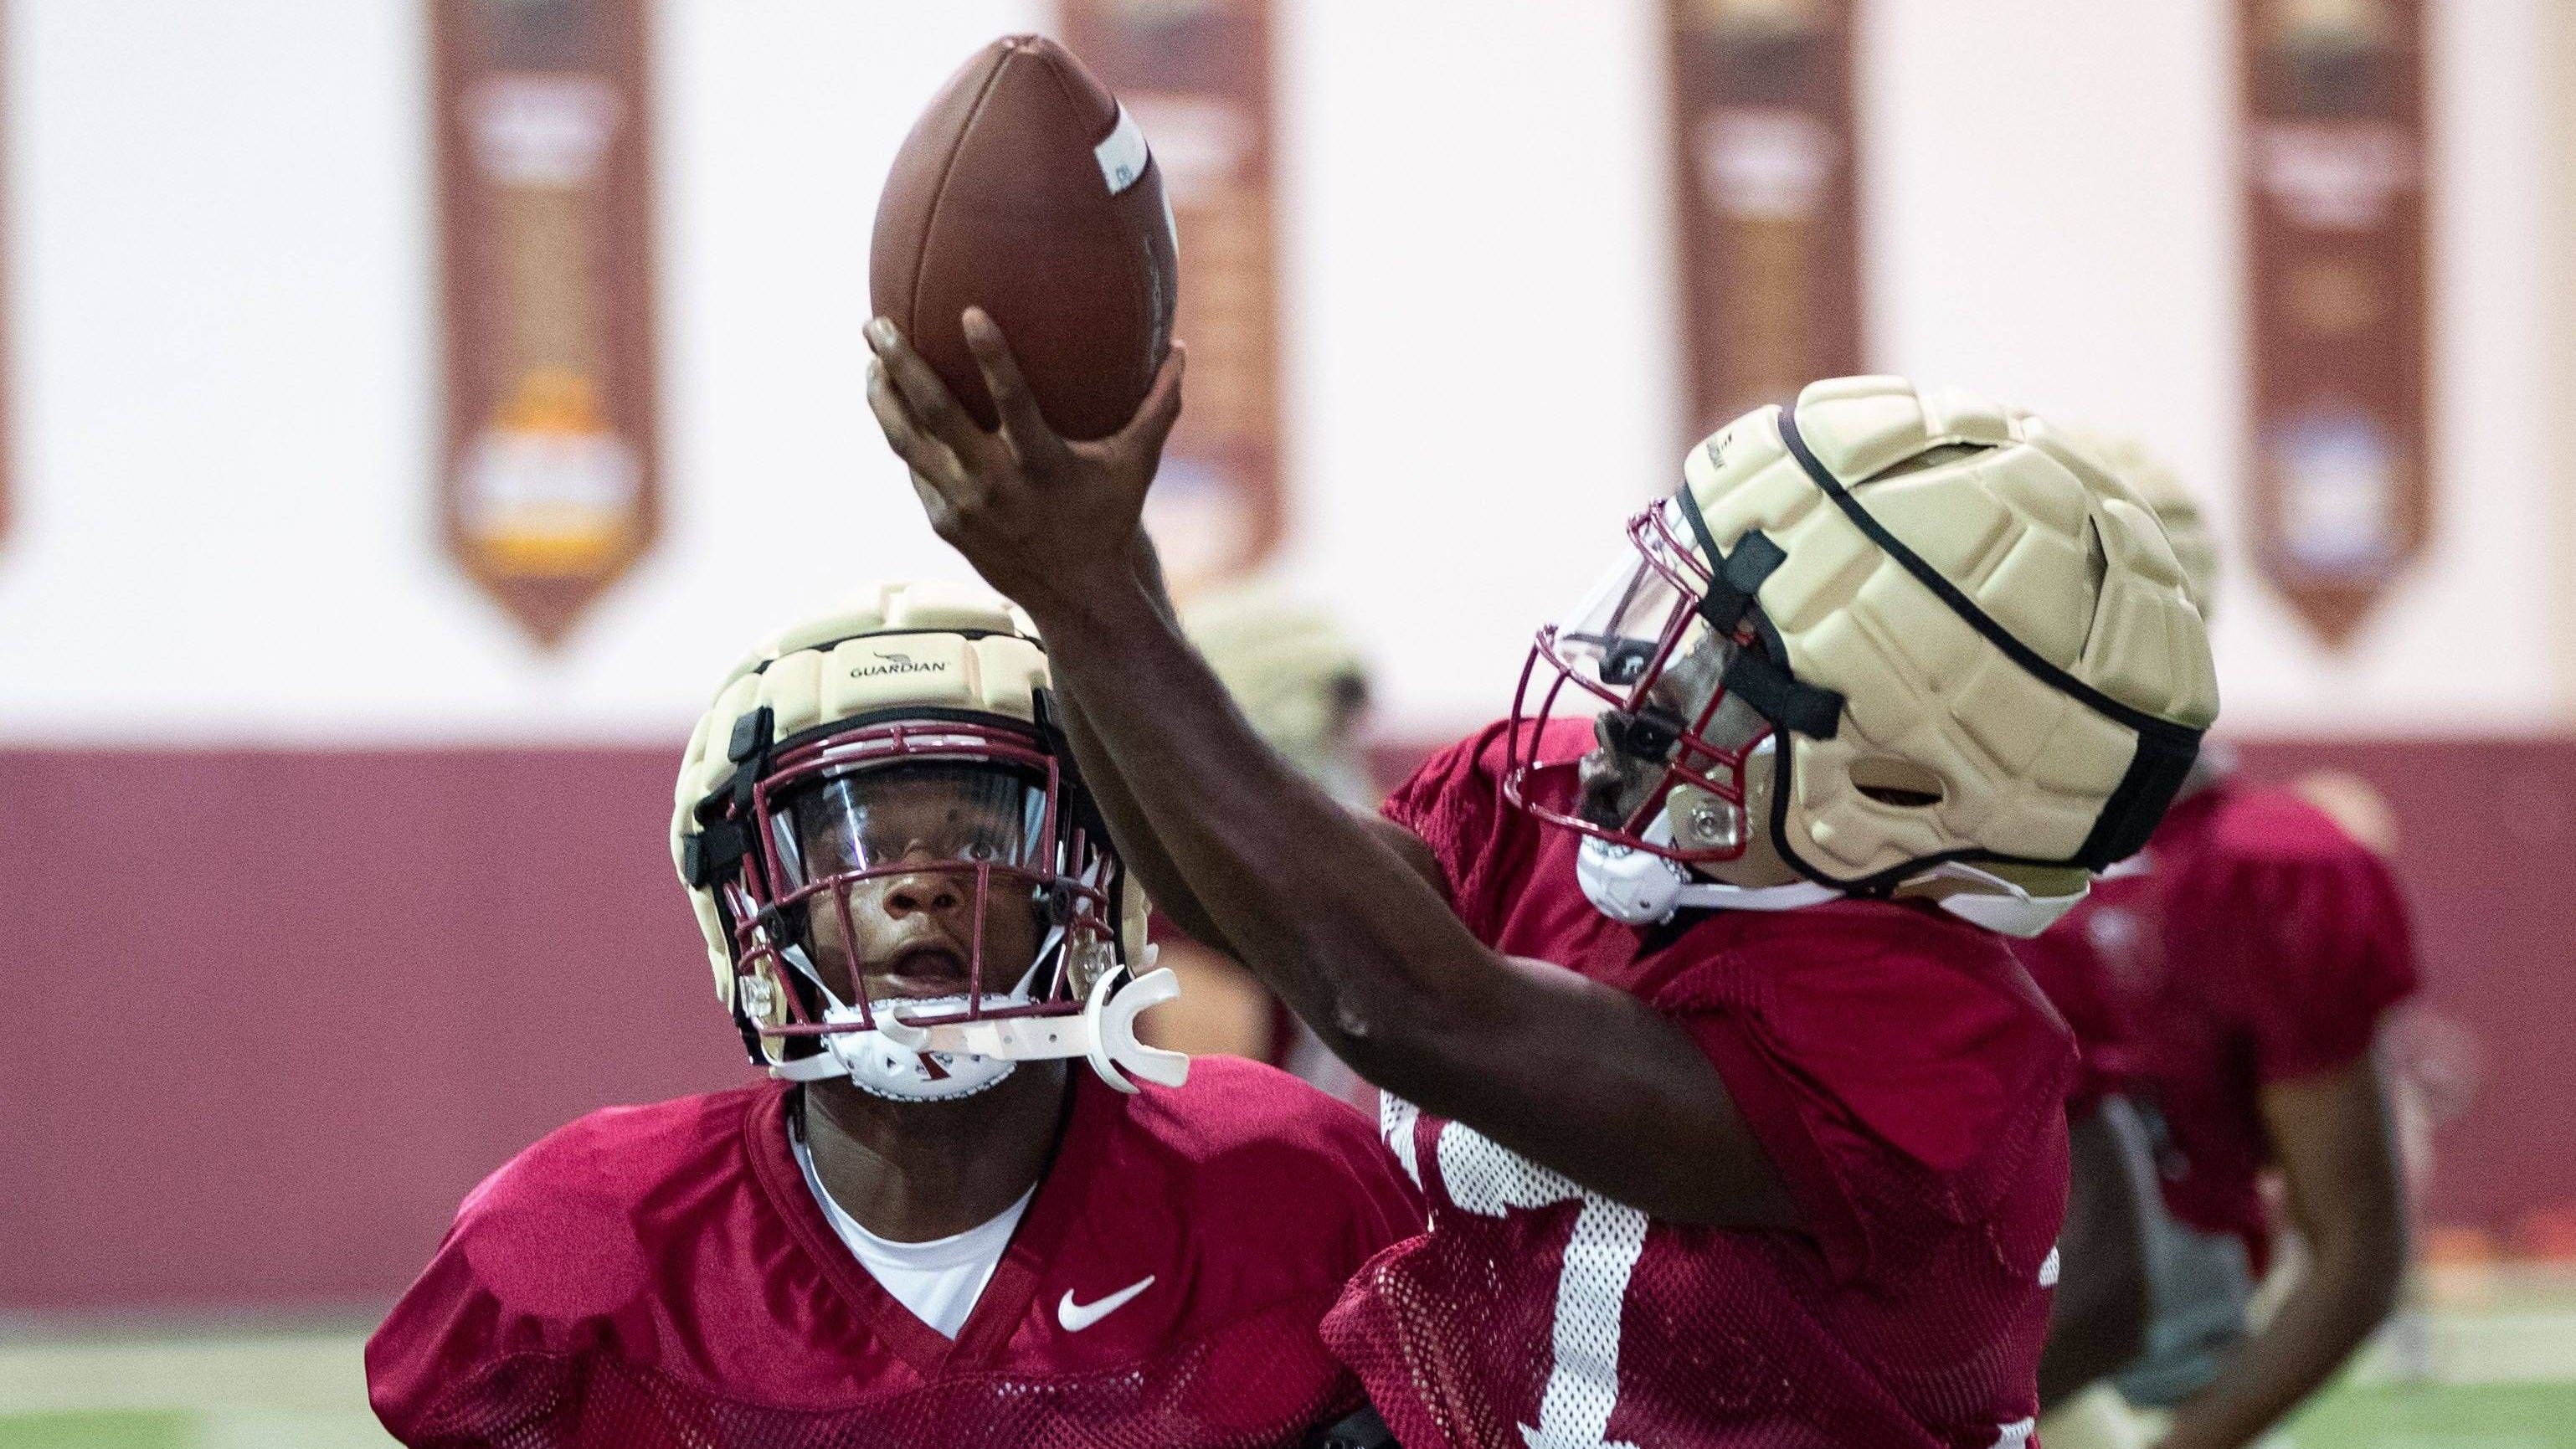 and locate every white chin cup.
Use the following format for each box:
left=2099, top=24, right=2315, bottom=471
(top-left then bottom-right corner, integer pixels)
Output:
left=1576, top=826, right=1699, bottom=926
left=873, top=953, right=1191, bottom=1096
left=774, top=992, right=1030, bottom=1101
left=1576, top=814, right=1840, bottom=925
